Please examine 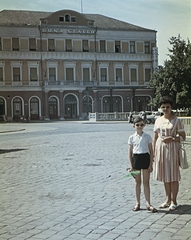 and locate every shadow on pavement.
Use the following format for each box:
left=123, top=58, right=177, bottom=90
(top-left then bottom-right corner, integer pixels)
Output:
left=0, top=148, right=27, bottom=154
left=158, top=204, right=191, bottom=215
